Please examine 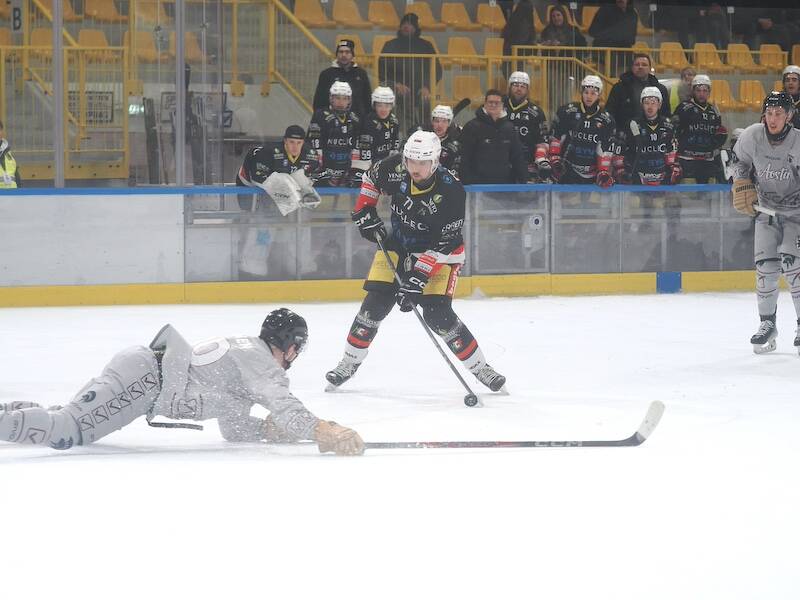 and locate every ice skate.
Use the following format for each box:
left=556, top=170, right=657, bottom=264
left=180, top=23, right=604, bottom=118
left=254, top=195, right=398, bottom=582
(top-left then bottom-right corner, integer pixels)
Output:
left=751, top=319, right=778, bottom=354
left=325, top=359, right=361, bottom=391
left=471, top=364, right=507, bottom=392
